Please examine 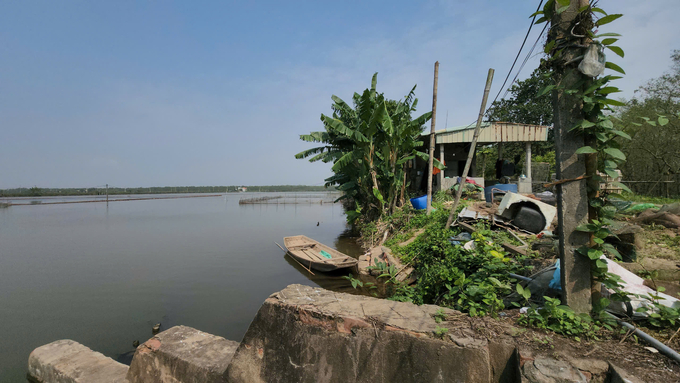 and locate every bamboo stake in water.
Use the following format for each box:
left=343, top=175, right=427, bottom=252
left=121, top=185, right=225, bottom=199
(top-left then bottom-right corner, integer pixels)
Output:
left=445, top=68, right=494, bottom=229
